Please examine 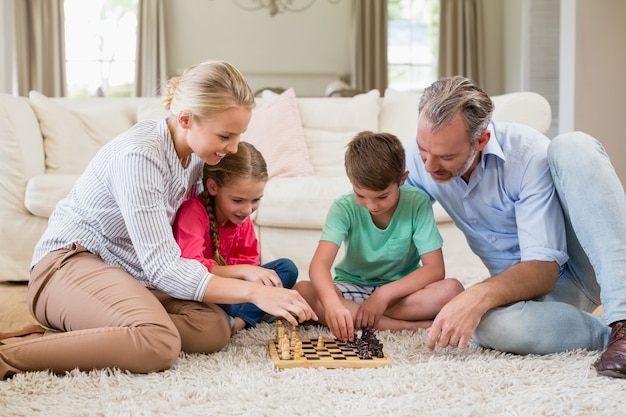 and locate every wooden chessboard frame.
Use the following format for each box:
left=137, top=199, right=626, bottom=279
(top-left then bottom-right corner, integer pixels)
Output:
left=268, top=337, right=392, bottom=369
